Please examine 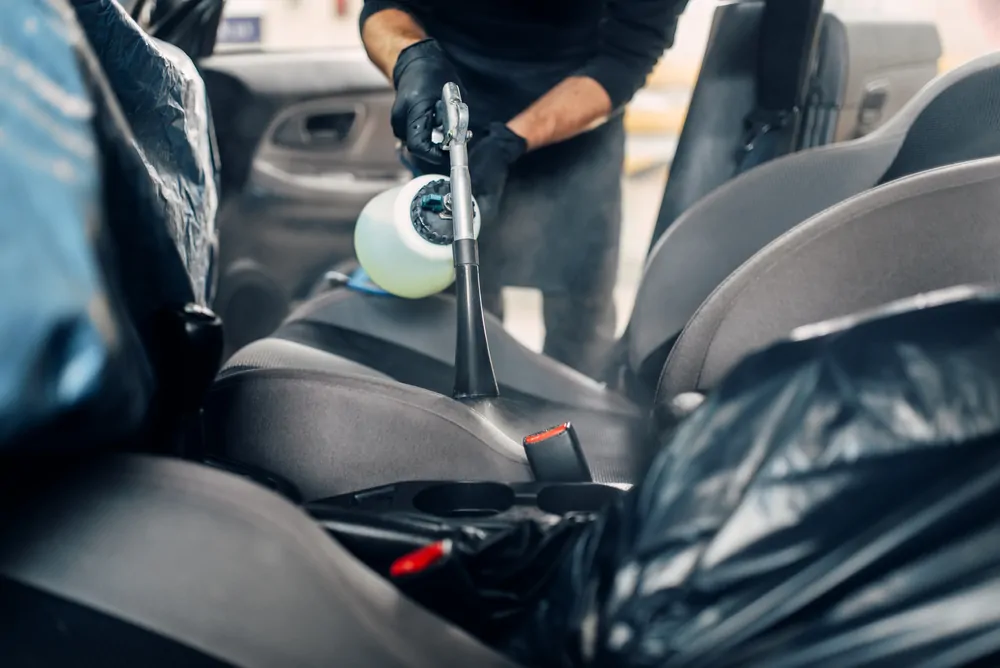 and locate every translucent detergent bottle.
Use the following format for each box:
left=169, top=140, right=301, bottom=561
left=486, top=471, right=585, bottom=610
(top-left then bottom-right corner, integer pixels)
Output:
left=354, top=174, right=481, bottom=299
